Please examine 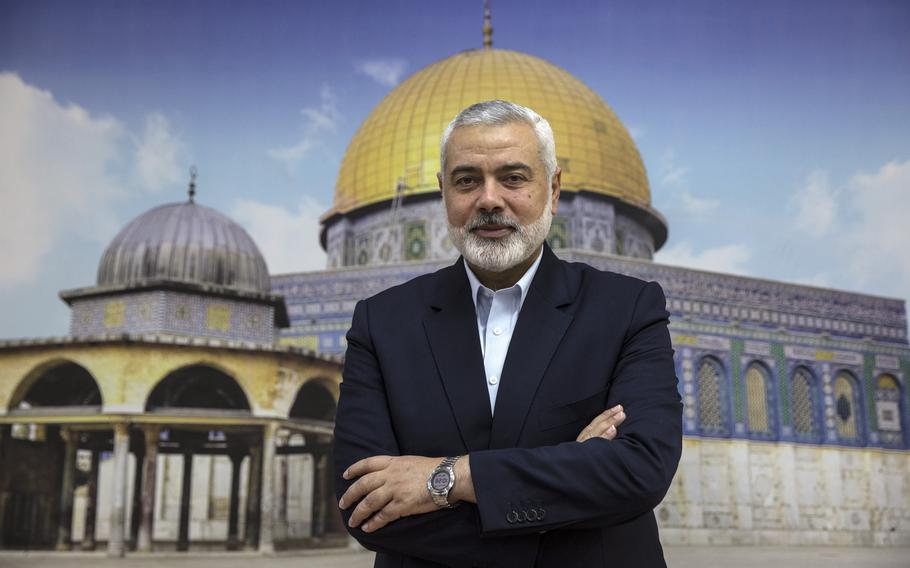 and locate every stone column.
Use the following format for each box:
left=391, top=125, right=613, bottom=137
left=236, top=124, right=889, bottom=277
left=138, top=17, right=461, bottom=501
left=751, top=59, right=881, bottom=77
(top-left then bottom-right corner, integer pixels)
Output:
left=129, top=438, right=145, bottom=549
left=81, top=449, right=100, bottom=550
left=226, top=449, right=245, bottom=550
left=258, top=422, right=278, bottom=554
left=136, top=426, right=160, bottom=552
left=243, top=444, right=262, bottom=550
left=177, top=449, right=194, bottom=552
left=107, top=423, right=131, bottom=557
left=55, top=427, right=78, bottom=550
